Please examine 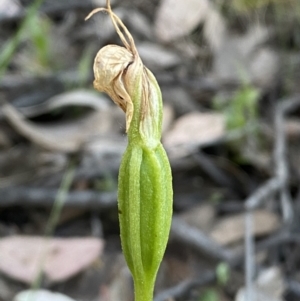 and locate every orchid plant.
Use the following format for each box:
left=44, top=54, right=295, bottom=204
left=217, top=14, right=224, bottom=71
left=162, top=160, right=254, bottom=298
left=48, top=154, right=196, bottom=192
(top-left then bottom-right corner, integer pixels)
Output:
left=86, top=2, right=173, bottom=300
